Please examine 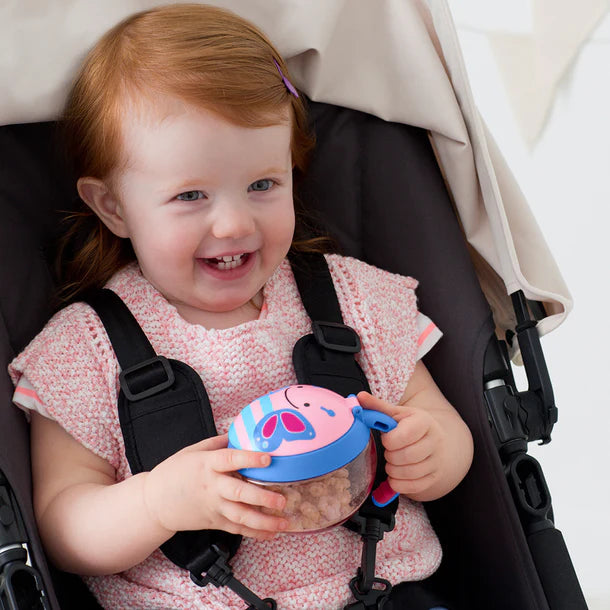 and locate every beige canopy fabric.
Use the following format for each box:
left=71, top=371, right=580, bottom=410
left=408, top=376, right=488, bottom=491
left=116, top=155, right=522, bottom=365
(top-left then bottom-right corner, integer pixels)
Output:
left=0, top=0, right=572, bottom=342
